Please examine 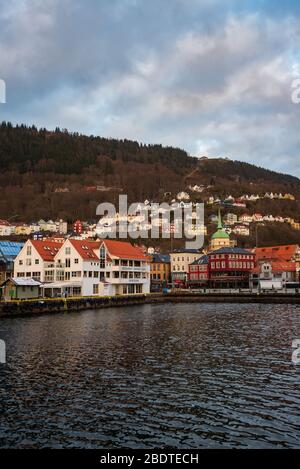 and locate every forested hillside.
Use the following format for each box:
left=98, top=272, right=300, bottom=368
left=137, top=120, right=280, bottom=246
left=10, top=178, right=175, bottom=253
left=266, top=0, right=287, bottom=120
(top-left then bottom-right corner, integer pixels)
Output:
left=0, top=122, right=300, bottom=225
